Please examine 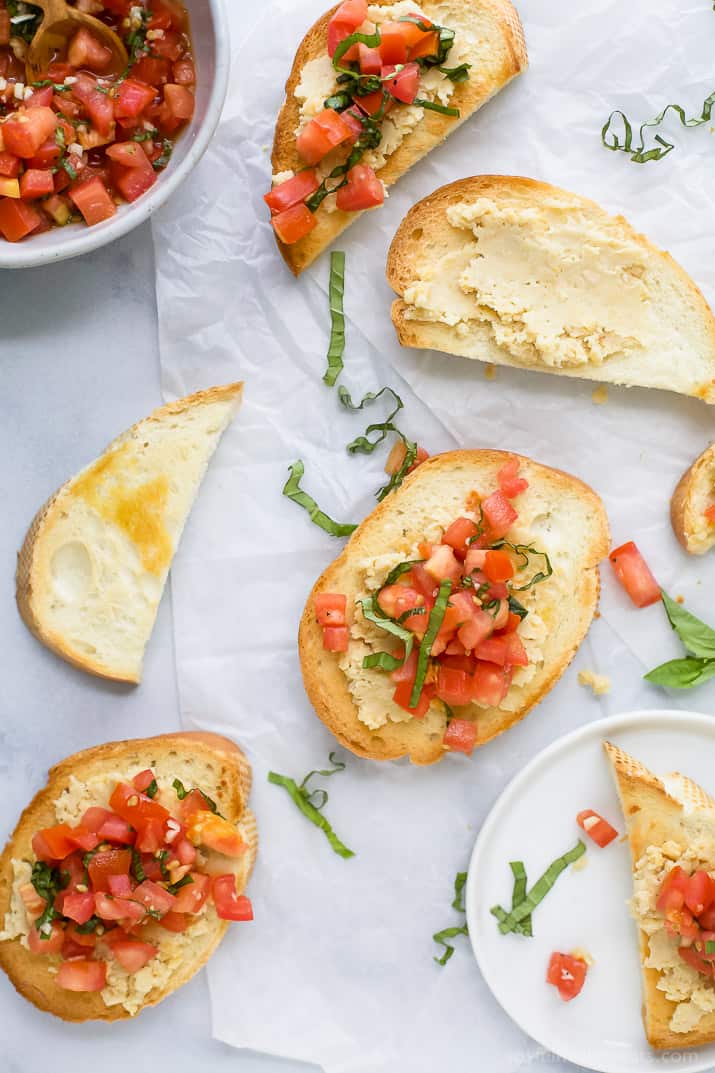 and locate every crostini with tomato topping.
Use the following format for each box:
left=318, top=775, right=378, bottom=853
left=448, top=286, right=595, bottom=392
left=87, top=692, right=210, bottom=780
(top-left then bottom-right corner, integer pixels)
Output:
left=300, top=450, right=609, bottom=764
left=671, top=443, right=715, bottom=555
left=268, top=0, right=527, bottom=274
left=605, top=741, right=715, bottom=1049
left=0, top=732, right=257, bottom=1022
